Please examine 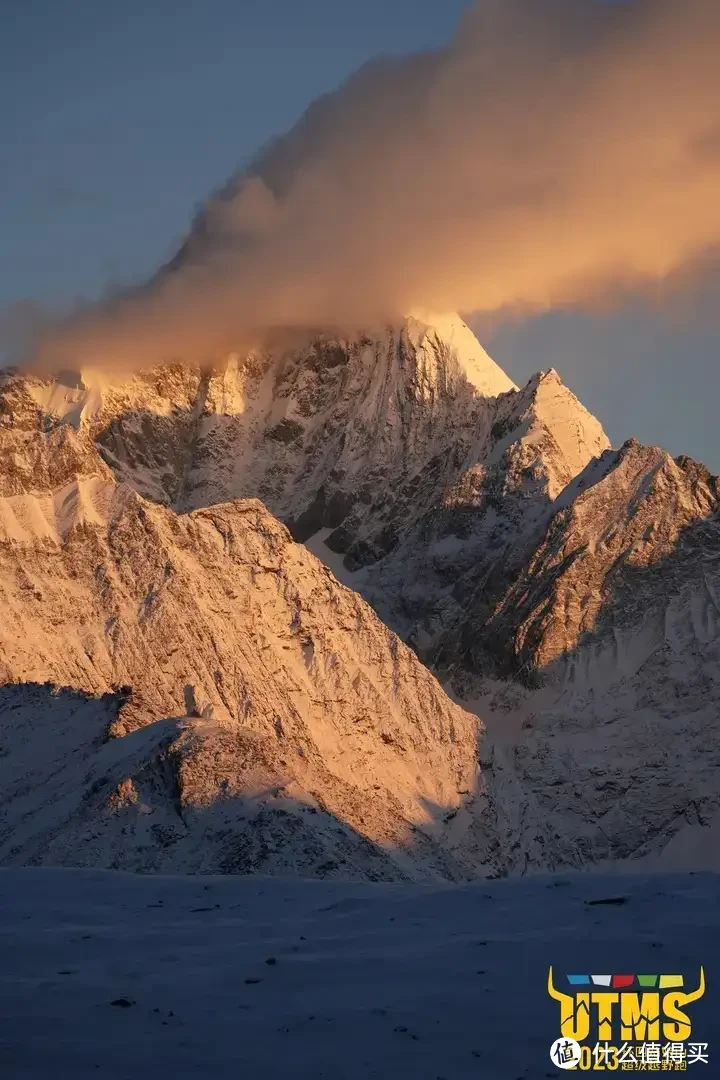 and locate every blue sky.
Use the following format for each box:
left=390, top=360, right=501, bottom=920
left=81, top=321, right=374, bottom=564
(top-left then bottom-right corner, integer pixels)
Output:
left=1, top=0, right=471, bottom=305
left=2, top=0, right=718, bottom=469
